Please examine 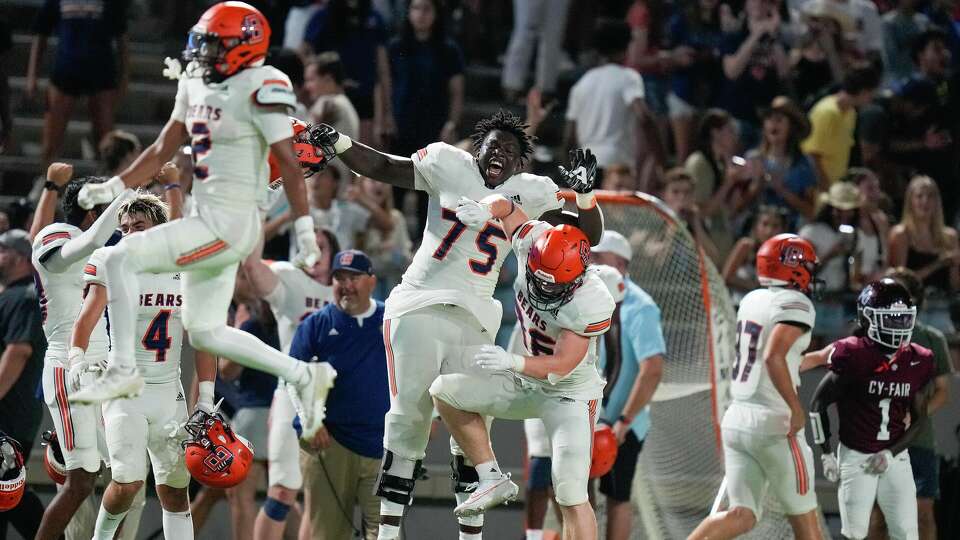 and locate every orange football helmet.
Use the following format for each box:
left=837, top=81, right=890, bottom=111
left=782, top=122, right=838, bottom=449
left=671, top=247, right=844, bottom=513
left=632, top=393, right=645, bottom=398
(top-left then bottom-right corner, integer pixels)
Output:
left=268, top=118, right=328, bottom=187
left=182, top=411, right=254, bottom=489
left=41, top=431, right=66, bottom=485
left=526, top=224, right=591, bottom=311
left=756, top=233, right=820, bottom=294
left=183, top=1, right=270, bottom=83
left=589, top=425, right=618, bottom=479
left=0, top=434, right=26, bottom=511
